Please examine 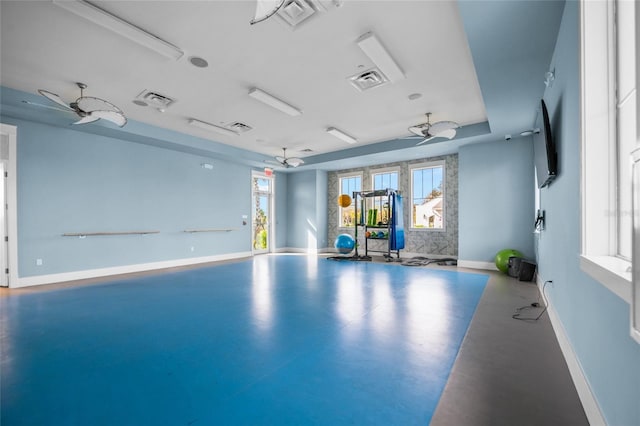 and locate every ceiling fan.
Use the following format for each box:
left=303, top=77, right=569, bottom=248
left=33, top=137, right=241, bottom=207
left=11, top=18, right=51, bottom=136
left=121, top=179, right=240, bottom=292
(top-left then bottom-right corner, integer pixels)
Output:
left=249, top=0, right=285, bottom=25
left=408, top=113, right=459, bottom=146
left=35, top=82, right=127, bottom=127
left=265, top=148, right=304, bottom=168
